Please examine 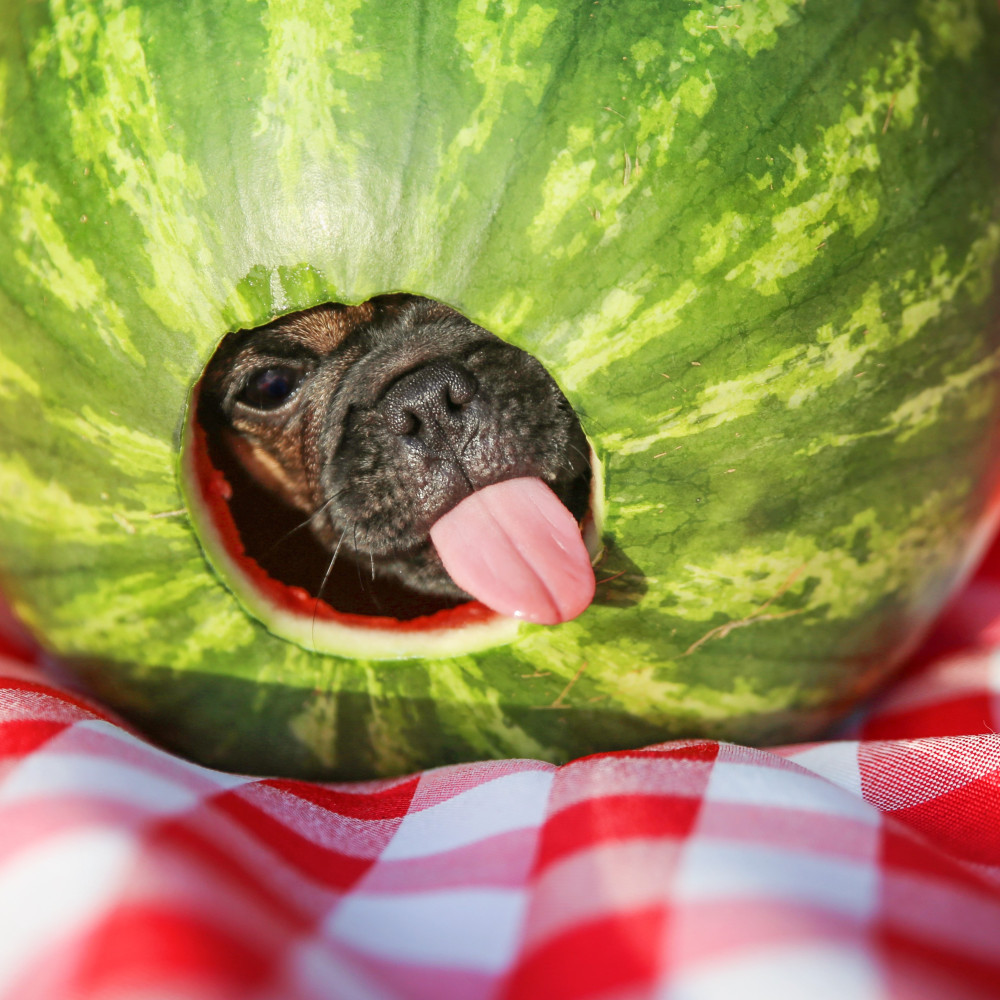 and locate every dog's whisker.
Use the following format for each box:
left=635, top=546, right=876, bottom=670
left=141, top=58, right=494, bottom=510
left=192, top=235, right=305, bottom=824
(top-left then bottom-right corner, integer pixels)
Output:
left=309, top=490, right=346, bottom=524
left=564, top=441, right=592, bottom=471
left=262, top=490, right=345, bottom=560
left=549, top=440, right=593, bottom=481
left=352, top=524, right=366, bottom=591
left=312, top=521, right=351, bottom=650
left=349, top=524, right=387, bottom=613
